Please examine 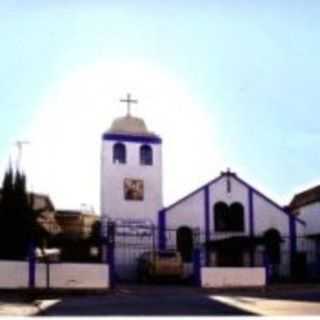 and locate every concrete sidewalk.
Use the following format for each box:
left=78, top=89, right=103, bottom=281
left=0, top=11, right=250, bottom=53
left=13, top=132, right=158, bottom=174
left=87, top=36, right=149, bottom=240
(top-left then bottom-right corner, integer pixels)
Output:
left=0, top=301, right=39, bottom=316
